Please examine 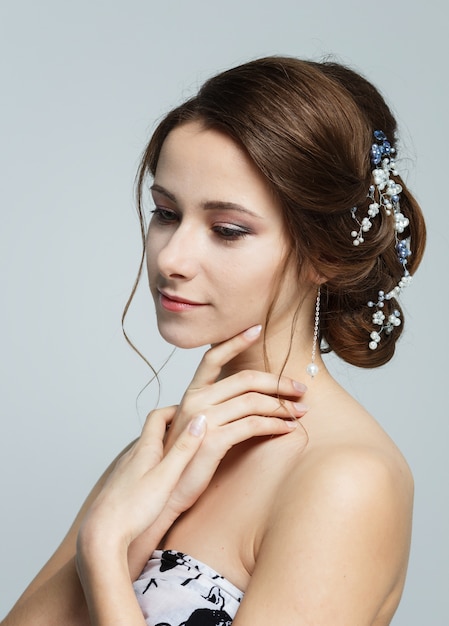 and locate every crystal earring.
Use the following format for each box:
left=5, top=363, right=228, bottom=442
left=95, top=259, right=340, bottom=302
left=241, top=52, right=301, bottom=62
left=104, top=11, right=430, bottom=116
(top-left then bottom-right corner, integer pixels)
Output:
left=306, top=287, right=321, bottom=378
